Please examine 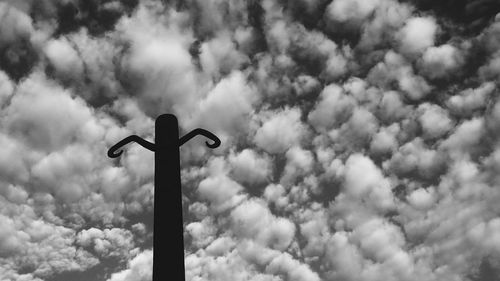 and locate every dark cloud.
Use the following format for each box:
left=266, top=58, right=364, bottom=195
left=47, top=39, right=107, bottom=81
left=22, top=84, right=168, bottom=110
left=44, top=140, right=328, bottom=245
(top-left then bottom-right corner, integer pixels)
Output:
left=406, top=0, right=500, bottom=34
